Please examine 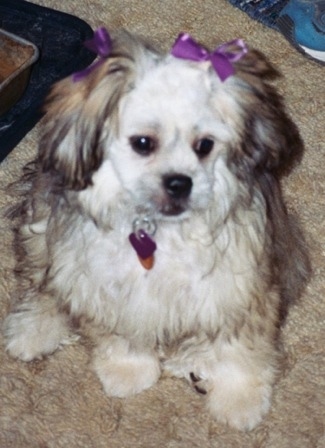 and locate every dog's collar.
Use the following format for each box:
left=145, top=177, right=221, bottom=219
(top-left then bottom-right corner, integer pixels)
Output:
left=129, top=217, right=157, bottom=270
